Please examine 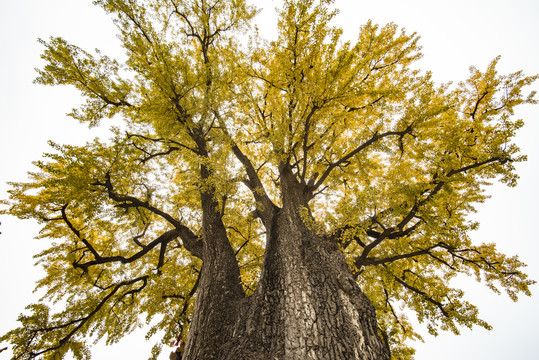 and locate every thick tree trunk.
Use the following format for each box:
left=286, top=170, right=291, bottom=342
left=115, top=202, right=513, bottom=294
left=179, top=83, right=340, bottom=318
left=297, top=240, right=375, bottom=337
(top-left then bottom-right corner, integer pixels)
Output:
left=183, top=168, right=390, bottom=360
left=182, top=189, right=245, bottom=359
